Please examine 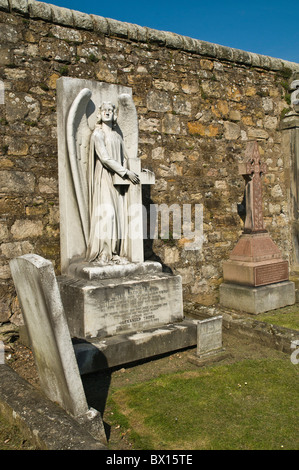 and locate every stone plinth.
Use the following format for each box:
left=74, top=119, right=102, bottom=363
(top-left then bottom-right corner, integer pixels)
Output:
left=222, top=232, right=289, bottom=287
left=68, top=260, right=162, bottom=281
left=73, top=320, right=198, bottom=374
left=220, top=281, right=295, bottom=314
left=220, top=232, right=295, bottom=313
left=58, top=272, right=183, bottom=339
left=223, top=259, right=289, bottom=287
